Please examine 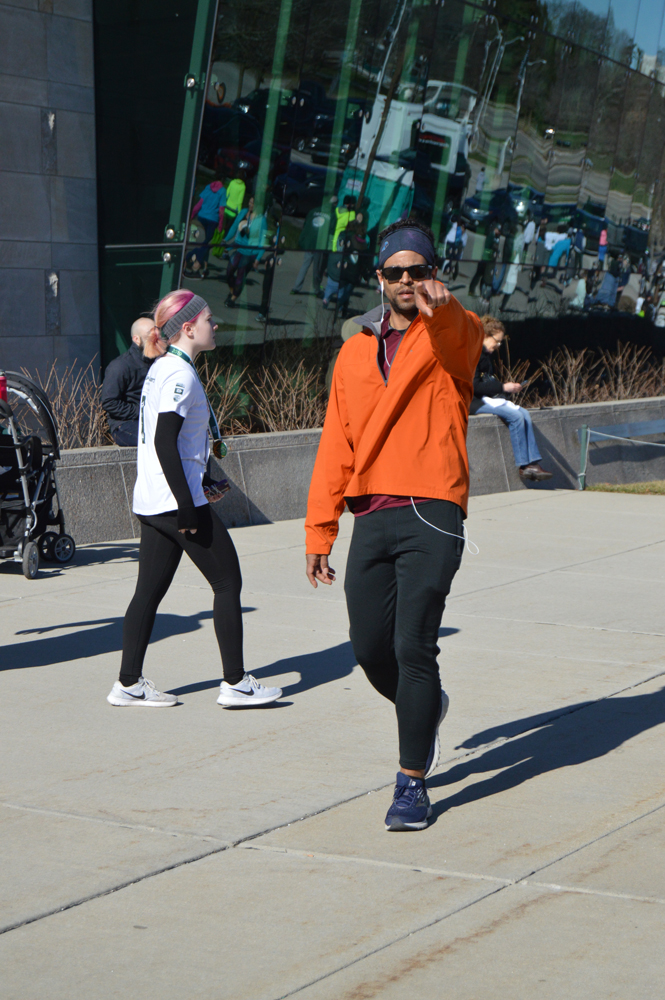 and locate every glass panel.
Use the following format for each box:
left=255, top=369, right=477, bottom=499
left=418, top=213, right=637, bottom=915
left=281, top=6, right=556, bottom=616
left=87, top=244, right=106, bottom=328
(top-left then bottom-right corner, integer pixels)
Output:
left=99, top=247, right=183, bottom=361
left=632, top=79, right=665, bottom=251
left=606, top=0, right=641, bottom=66
left=578, top=59, right=624, bottom=230
left=635, top=0, right=665, bottom=74
left=549, top=1, right=611, bottom=55
left=94, top=1, right=198, bottom=246
left=94, top=0, right=217, bottom=366
left=608, top=70, right=652, bottom=242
